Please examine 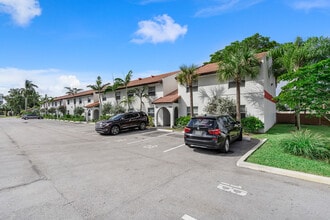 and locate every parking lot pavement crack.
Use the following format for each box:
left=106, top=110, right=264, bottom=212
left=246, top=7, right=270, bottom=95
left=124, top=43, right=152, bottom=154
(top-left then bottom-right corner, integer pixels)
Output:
left=0, top=177, right=47, bottom=192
